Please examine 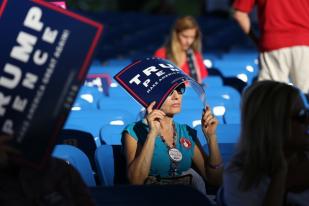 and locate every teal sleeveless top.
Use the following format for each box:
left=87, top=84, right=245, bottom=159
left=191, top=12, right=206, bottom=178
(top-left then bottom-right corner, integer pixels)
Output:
left=122, top=120, right=198, bottom=177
